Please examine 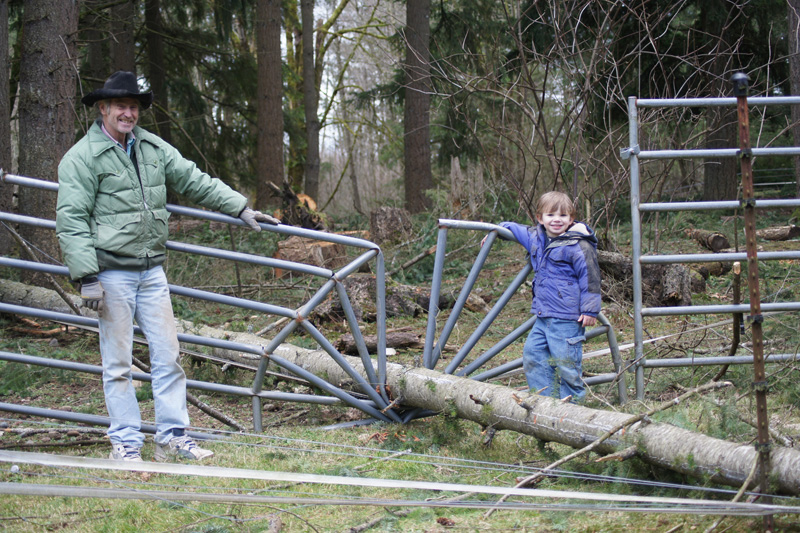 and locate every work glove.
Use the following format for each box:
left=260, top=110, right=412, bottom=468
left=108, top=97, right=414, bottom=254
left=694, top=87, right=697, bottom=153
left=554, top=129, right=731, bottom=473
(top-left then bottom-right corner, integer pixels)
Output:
left=239, top=208, right=280, bottom=231
left=80, top=278, right=104, bottom=312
